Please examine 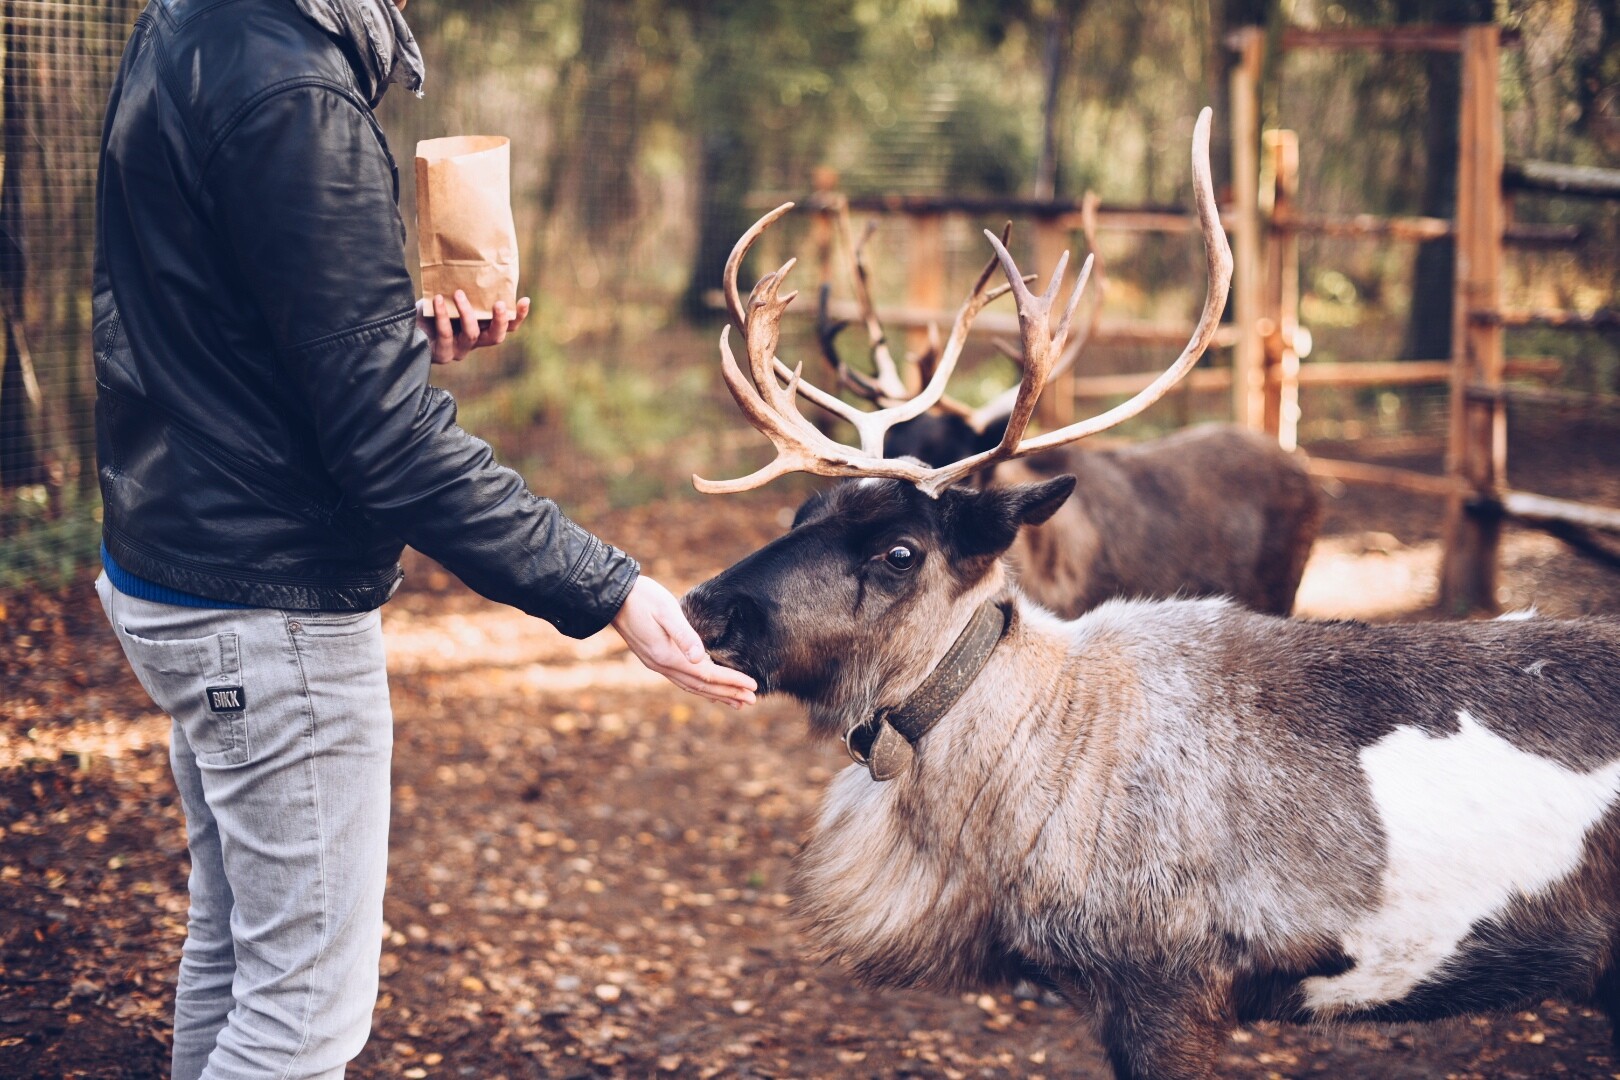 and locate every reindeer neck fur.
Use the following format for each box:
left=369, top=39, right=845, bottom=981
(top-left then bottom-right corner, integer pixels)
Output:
left=802, top=560, right=1015, bottom=741
left=792, top=591, right=1131, bottom=991
left=792, top=595, right=1372, bottom=994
